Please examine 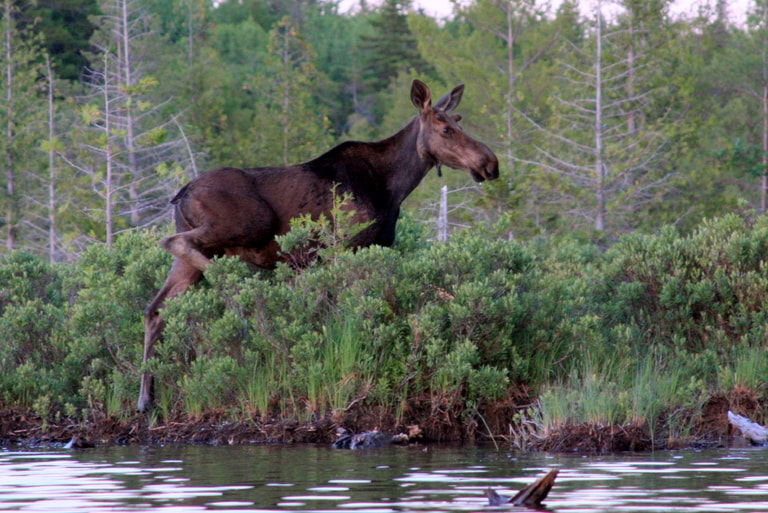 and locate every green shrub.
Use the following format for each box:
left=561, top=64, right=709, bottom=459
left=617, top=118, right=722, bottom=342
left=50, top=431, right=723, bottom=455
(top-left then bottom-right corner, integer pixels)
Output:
left=600, top=214, right=768, bottom=353
left=3, top=212, right=768, bottom=444
left=0, top=253, right=69, bottom=411
left=64, top=229, right=173, bottom=417
left=0, top=251, right=66, bottom=312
